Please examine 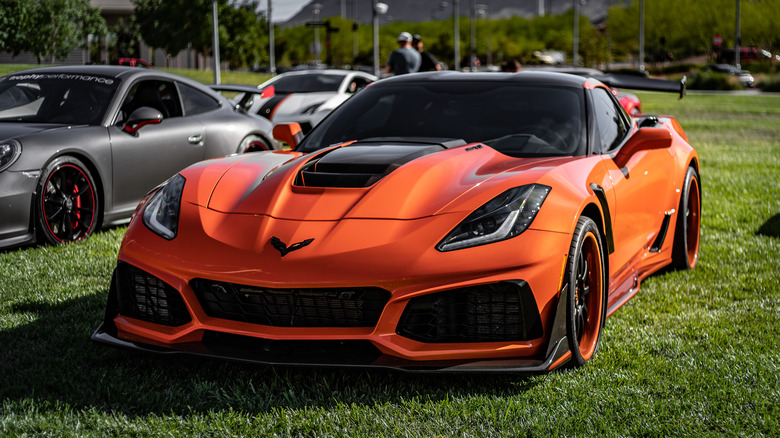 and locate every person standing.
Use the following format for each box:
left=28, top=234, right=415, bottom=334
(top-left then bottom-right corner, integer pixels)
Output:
left=386, top=32, right=421, bottom=75
left=412, top=34, right=442, bottom=72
